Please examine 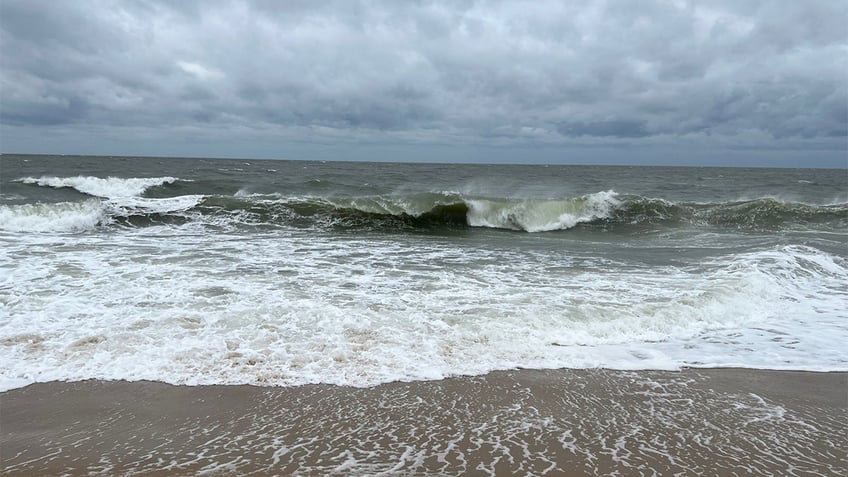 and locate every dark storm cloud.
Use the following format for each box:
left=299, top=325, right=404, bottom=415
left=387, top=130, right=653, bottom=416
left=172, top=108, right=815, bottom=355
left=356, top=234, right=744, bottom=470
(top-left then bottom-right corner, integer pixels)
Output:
left=1, top=0, right=846, bottom=163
